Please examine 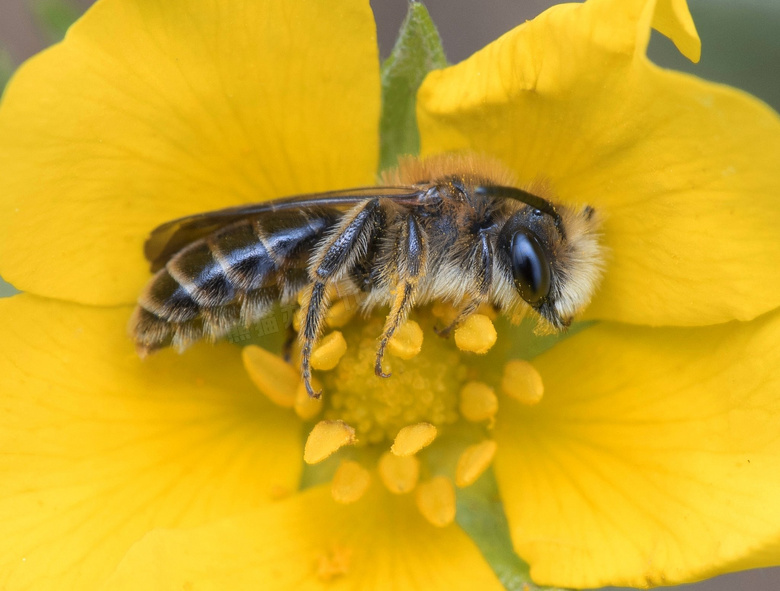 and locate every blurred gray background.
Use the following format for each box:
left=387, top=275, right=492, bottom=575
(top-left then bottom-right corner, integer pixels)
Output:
left=0, top=0, right=778, bottom=589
